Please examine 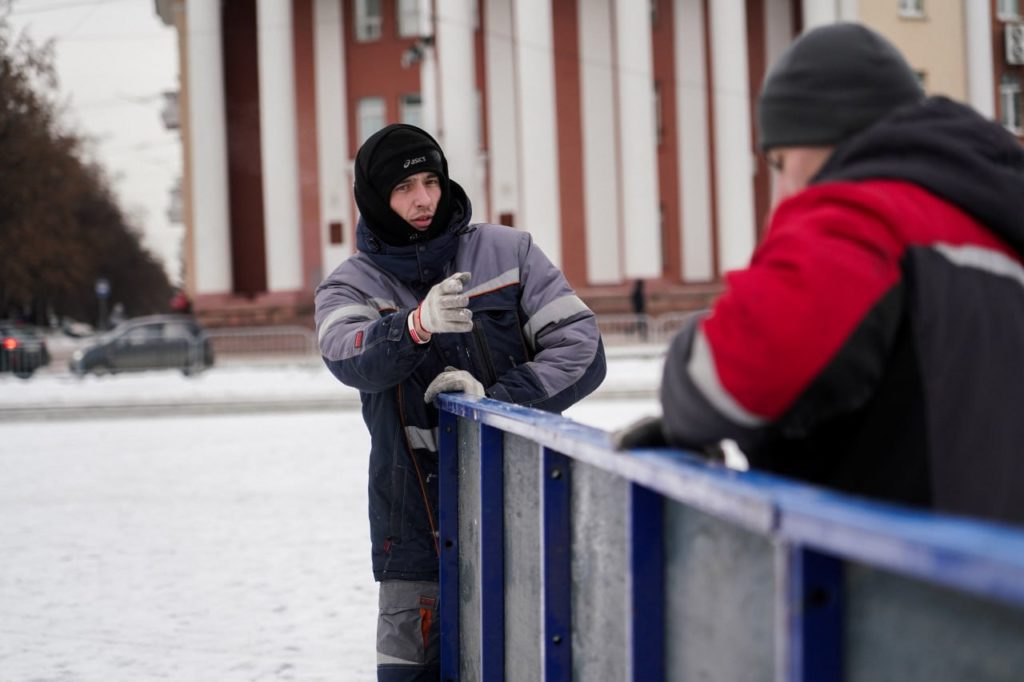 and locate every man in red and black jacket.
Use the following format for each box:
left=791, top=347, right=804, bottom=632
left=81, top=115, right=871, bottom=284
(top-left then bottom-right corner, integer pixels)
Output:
left=623, top=23, right=1024, bottom=526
